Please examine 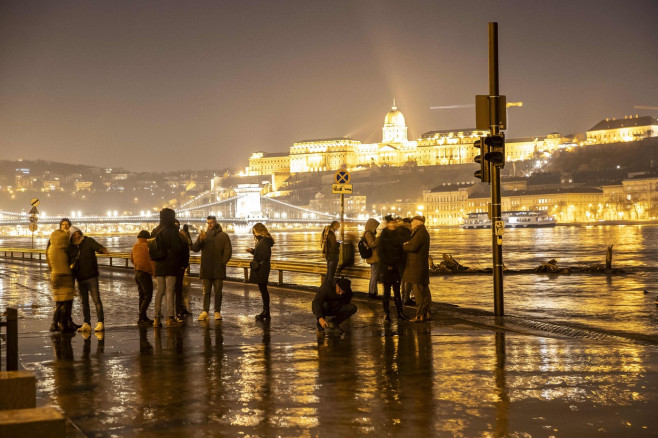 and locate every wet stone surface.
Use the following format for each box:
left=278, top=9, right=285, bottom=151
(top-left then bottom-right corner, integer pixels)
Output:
left=2, top=259, right=658, bottom=437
